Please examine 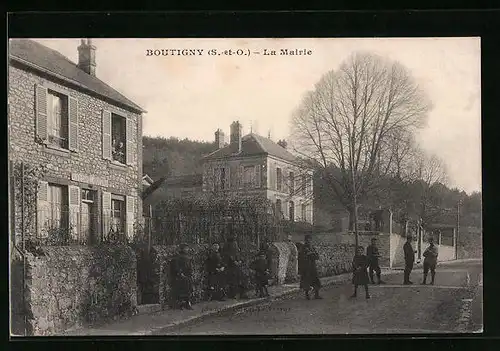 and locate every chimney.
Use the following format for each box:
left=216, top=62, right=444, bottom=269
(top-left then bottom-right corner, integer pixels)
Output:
left=277, top=139, right=288, bottom=149
left=215, top=128, right=225, bottom=149
left=230, top=121, right=242, bottom=153
left=77, top=39, right=96, bottom=76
